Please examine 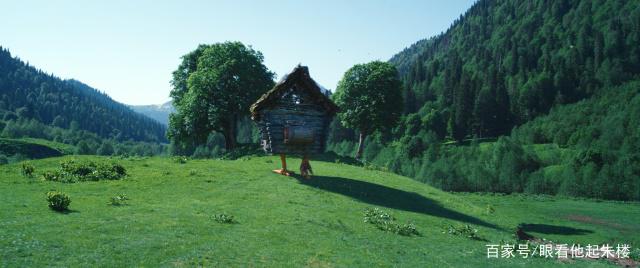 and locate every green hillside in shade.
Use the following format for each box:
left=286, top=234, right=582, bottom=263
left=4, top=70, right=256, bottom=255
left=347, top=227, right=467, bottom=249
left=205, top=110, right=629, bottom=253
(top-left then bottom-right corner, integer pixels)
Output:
left=1, top=156, right=638, bottom=267
left=0, top=138, right=71, bottom=159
